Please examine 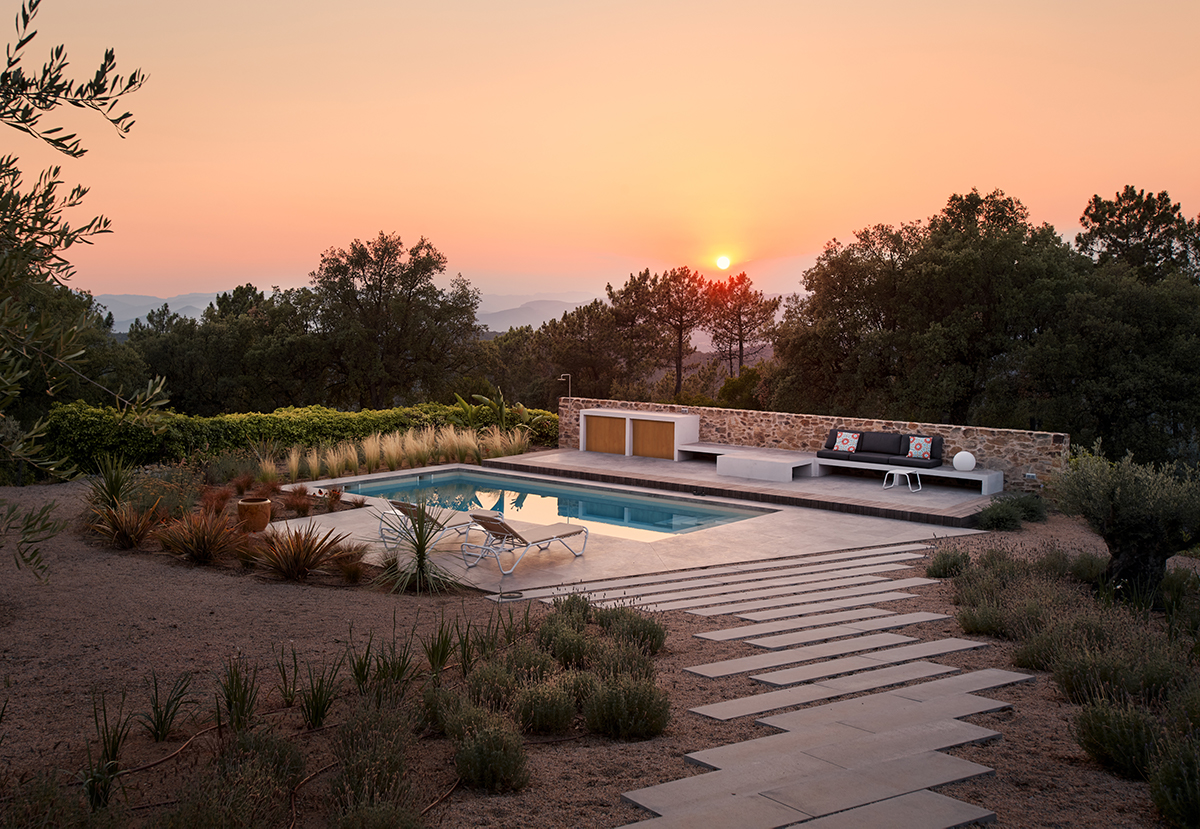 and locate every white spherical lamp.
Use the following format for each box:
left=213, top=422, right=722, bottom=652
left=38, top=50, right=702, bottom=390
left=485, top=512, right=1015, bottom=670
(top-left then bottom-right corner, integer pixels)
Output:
left=953, top=451, right=976, bottom=472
